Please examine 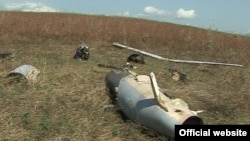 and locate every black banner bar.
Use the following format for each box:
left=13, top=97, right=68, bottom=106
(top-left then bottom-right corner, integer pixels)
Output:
left=175, top=125, right=250, bottom=140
